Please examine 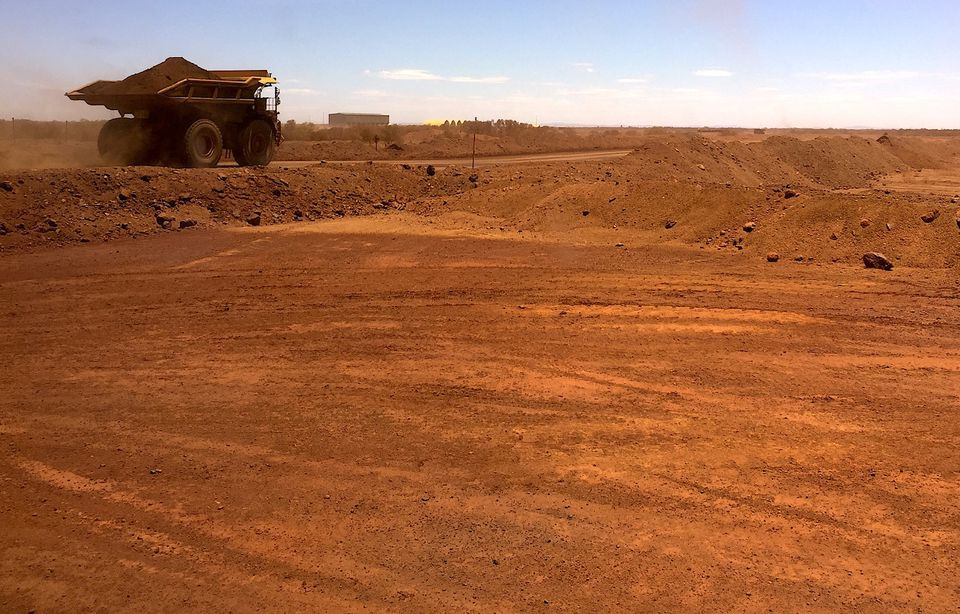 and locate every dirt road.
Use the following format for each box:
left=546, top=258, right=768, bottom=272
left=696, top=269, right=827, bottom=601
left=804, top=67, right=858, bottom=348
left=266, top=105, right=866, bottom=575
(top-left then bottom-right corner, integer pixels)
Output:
left=271, top=149, right=635, bottom=169
left=2, top=216, right=959, bottom=611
